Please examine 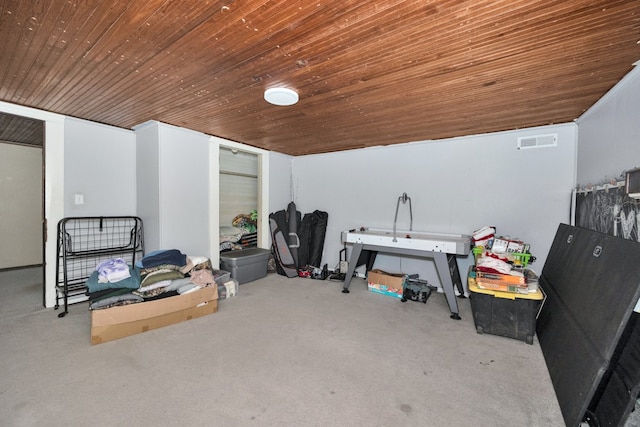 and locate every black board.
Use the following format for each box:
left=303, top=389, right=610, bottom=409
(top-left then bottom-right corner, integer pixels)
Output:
left=591, top=312, right=640, bottom=427
left=536, top=224, right=640, bottom=427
